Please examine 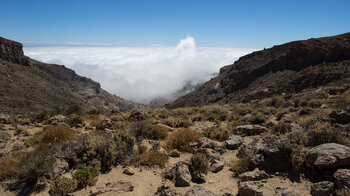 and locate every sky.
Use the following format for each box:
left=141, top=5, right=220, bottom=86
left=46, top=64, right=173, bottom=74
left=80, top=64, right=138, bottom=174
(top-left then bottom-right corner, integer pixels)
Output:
left=1, top=0, right=349, bottom=48
left=2, top=0, right=350, bottom=103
